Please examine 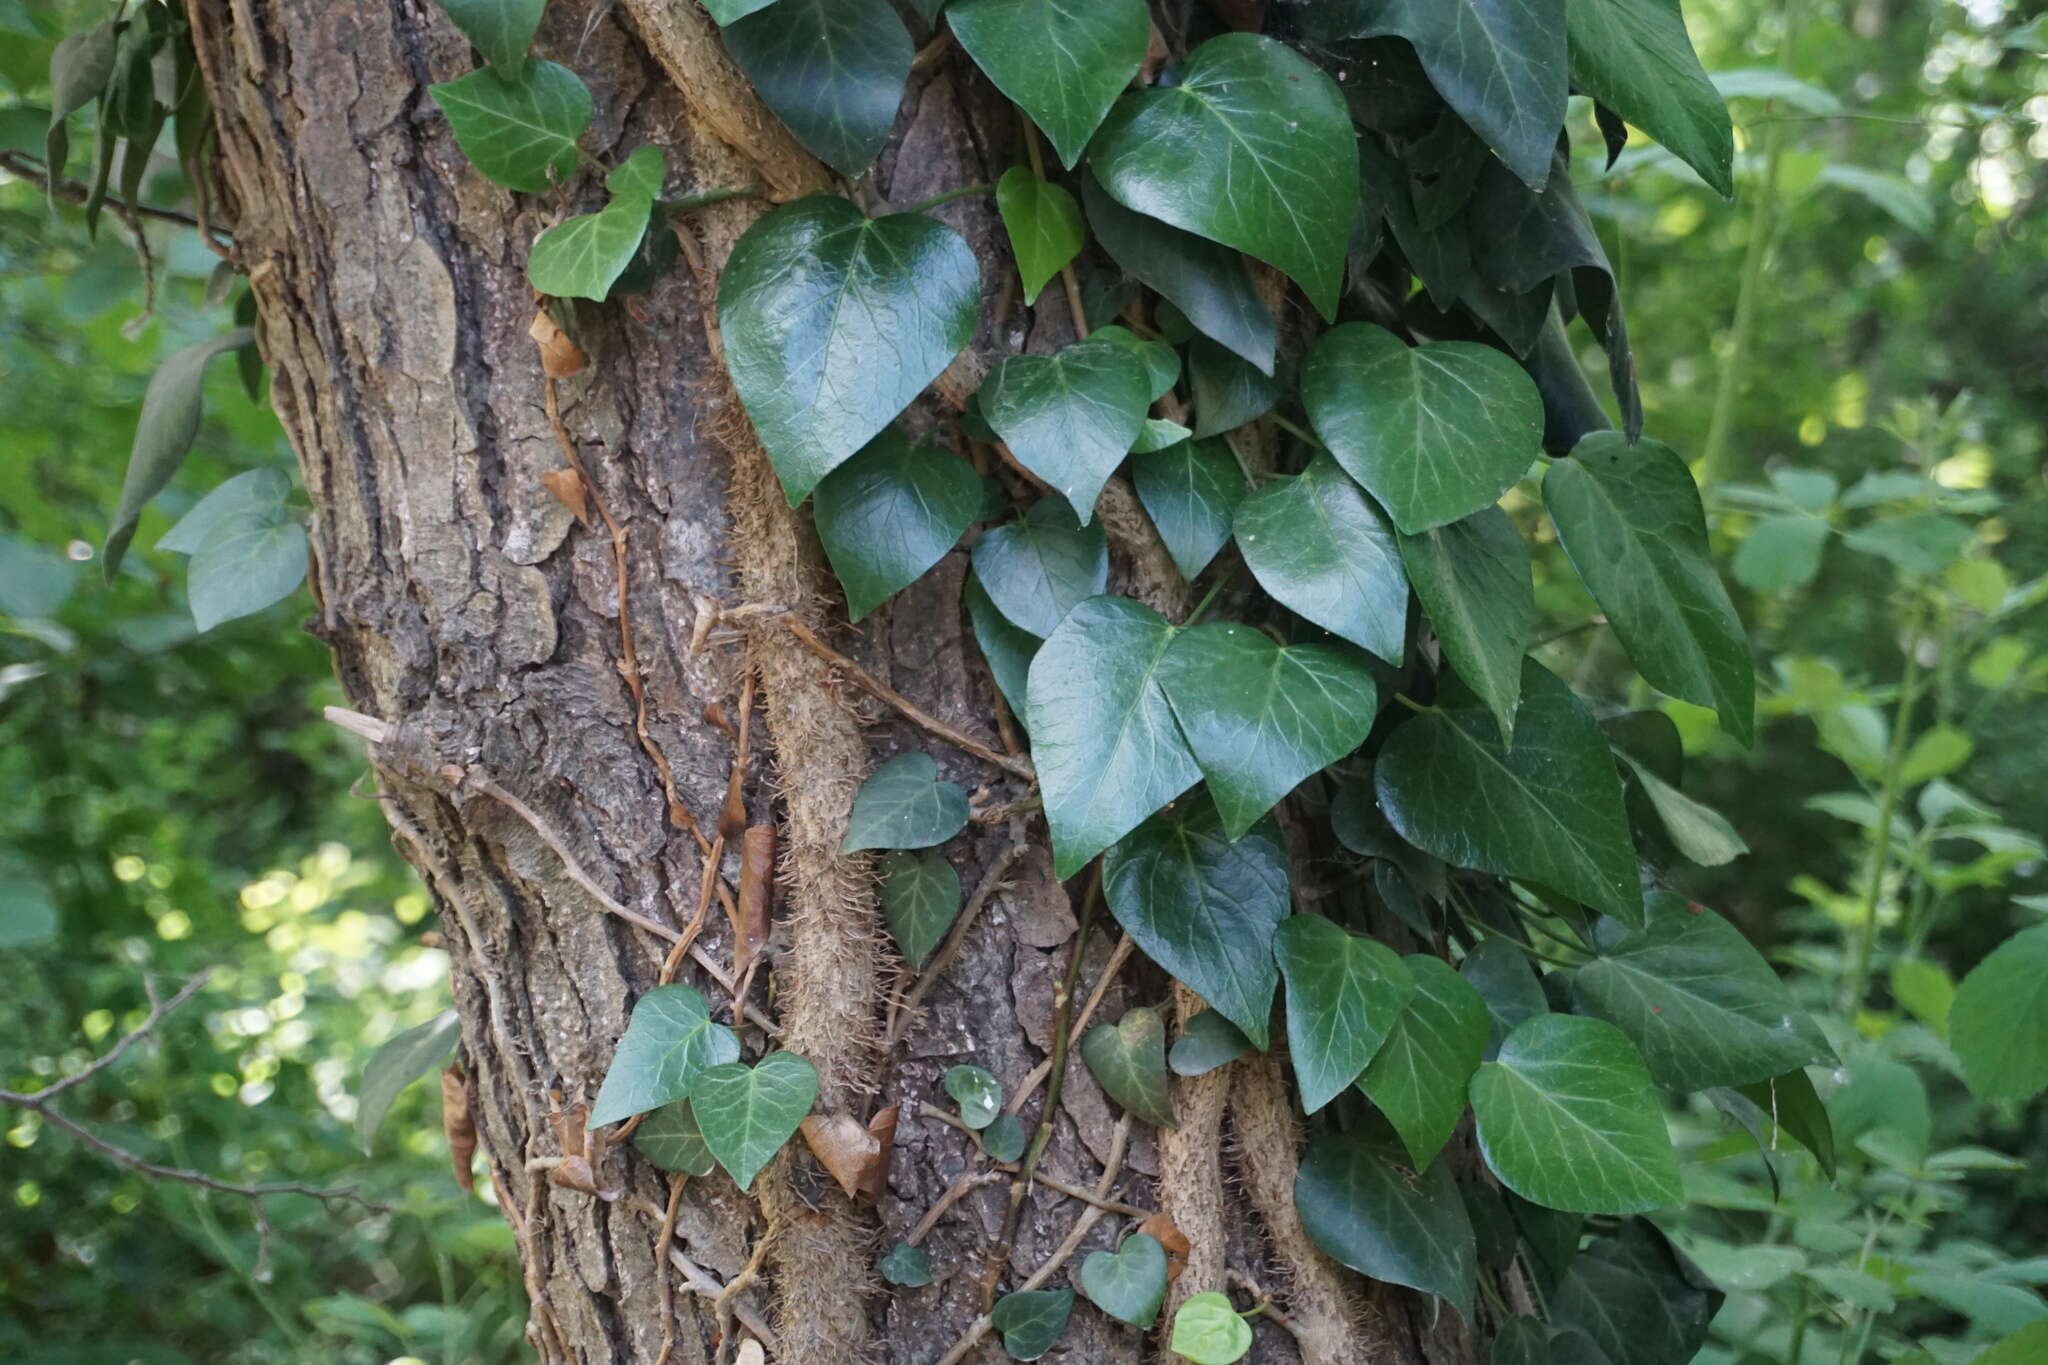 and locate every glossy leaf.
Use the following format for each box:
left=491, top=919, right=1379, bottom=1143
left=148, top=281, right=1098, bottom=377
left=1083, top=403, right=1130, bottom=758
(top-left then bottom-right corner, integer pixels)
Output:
left=188, top=515, right=308, bottom=632
left=1470, top=1014, right=1681, bottom=1214
left=634, top=1101, right=716, bottom=1176
left=104, top=329, right=256, bottom=578
left=719, top=197, right=979, bottom=504
left=429, top=61, right=591, bottom=192
left=689, top=1051, right=820, bottom=1191
left=1102, top=798, right=1288, bottom=1047
left=965, top=571, right=1040, bottom=717
left=1273, top=916, right=1415, bottom=1113
left=1170, top=1010, right=1251, bottom=1076
left=158, top=468, right=291, bottom=555
left=813, top=429, right=980, bottom=620
left=355, top=1011, right=460, bottom=1154
left=980, top=1111, right=1028, bottom=1162
left=996, top=166, right=1085, bottom=305
left=949, top=0, right=1149, bottom=168
left=1951, top=924, right=2048, bottom=1102
left=1567, top=0, right=1734, bottom=197
left=879, top=1241, right=933, bottom=1287
left=1079, top=1232, right=1168, bottom=1328
left=722, top=0, right=910, bottom=175
left=1303, top=323, right=1543, bottom=535
left=878, top=849, right=960, bottom=970
left=1403, top=509, right=1537, bottom=741
left=1090, top=34, right=1358, bottom=318
left=1459, top=938, right=1548, bottom=1061
left=587, top=985, right=741, bottom=1128
left=1094, top=325, right=1182, bottom=402
left=1079, top=1006, right=1176, bottom=1128
left=1131, top=418, right=1192, bottom=454
left=1550, top=1223, right=1721, bottom=1365
left=1188, top=337, right=1280, bottom=438
left=1131, top=438, right=1245, bottom=582
left=703, top=0, right=779, bottom=23
left=979, top=337, right=1151, bottom=522
left=944, top=1064, right=1003, bottom=1129
left=527, top=148, right=666, bottom=301
left=969, top=498, right=1109, bottom=639
left=842, top=753, right=970, bottom=853
left=1296, top=1128, right=1478, bottom=1321
left=432, top=0, right=544, bottom=73
left=1377, top=659, right=1641, bottom=923
left=1621, top=755, right=1748, bottom=867
left=989, top=1288, right=1073, bottom=1360
left=1235, top=455, right=1409, bottom=665
left=1027, top=596, right=1199, bottom=876
left=1360, top=955, right=1491, bottom=1169
left=1170, top=1292, right=1253, bottom=1364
